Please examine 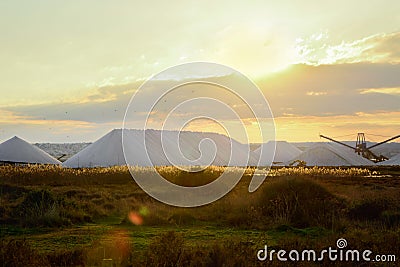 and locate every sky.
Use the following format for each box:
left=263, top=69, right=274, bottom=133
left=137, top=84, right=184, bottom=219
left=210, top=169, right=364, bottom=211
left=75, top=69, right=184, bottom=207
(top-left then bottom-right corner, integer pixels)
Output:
left=0, top=0, right=399, bottom=143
